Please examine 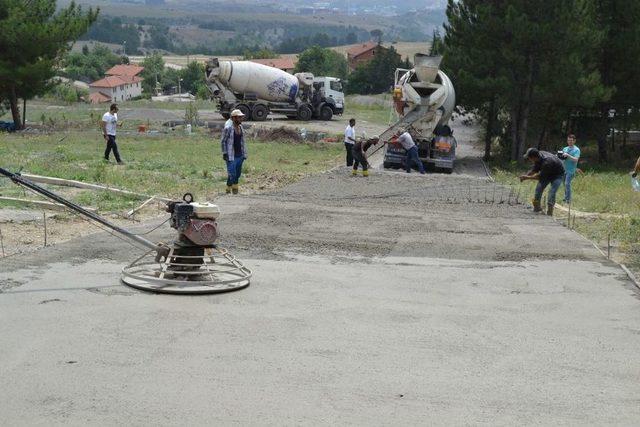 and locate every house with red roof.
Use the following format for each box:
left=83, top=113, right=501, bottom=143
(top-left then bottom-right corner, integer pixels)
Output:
left=346, top=41, right=400, bottom=71
left=249, top=57, right=297, bottom=74
left=89, top=64, right=144, bottom=104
